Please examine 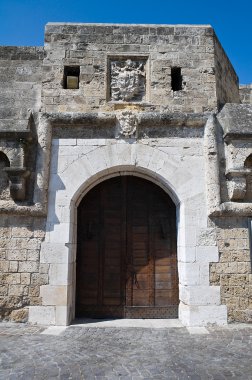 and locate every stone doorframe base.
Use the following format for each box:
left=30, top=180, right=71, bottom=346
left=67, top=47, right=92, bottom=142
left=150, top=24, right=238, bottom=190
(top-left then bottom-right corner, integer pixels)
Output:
left=29, top=140, right=227, bottom=326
